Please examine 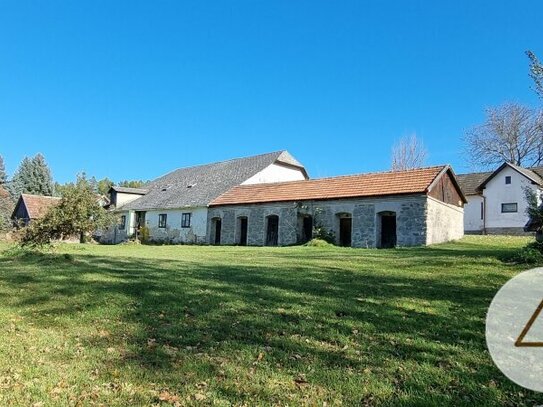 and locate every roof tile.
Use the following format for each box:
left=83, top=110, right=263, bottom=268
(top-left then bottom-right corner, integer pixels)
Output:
left=20, top=194, right=60, bottom=219
left=121, top=150, right=306, bottom=210
left=210, top=166, right=446, bottom=206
